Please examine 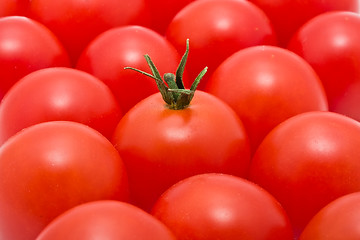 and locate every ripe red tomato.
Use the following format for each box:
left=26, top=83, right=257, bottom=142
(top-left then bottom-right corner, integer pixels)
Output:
left=112, top=91, right=251, bottom=211
left=248, top=0, right=359, bottom=47
left=249, top=111, right=360, bottom=237
left=206, top=46, right=328, bottom=154
left=152, top=173, right=293, bottom=240
left=0, top=121, right=129, bottom=240
left=36, top=200, right=176, bottom=240
left=76, top=25, right=183, bottom=114
left=166, top=0, right=276, bottom=89
left=299, top=192, right=360, bottom=240
left=0, top=67, right=122, bottom=145
left=0, top=16, right=70, bottom=100
left=288, top=11, right=360, bottom=122
left=29, top=0, right=149, bottom=65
